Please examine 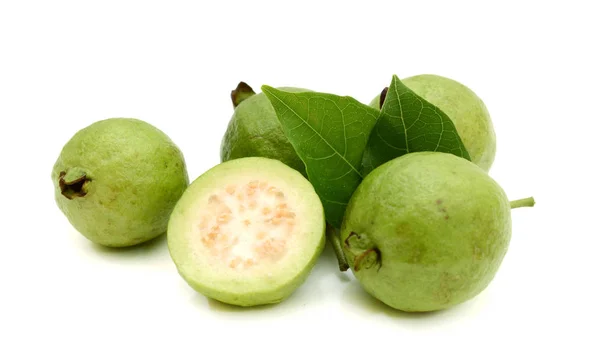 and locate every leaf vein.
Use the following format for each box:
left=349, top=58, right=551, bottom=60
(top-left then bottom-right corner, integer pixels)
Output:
left=268, top=93, right=363, bottom=178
